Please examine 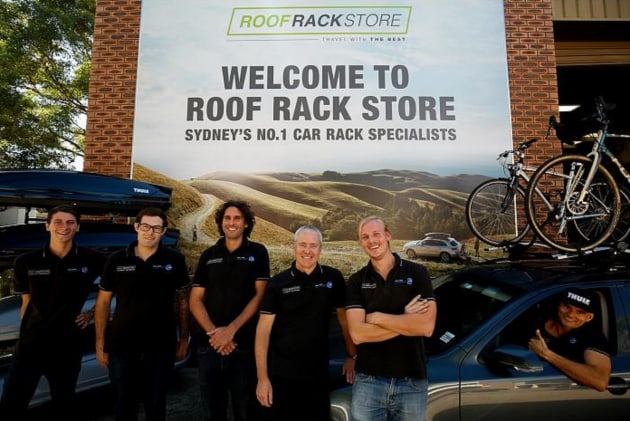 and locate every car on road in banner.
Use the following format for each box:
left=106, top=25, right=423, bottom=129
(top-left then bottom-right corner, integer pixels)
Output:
left=330, top=253, right=630, bottom=421
left=403, top=235, right=463, bottom=262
